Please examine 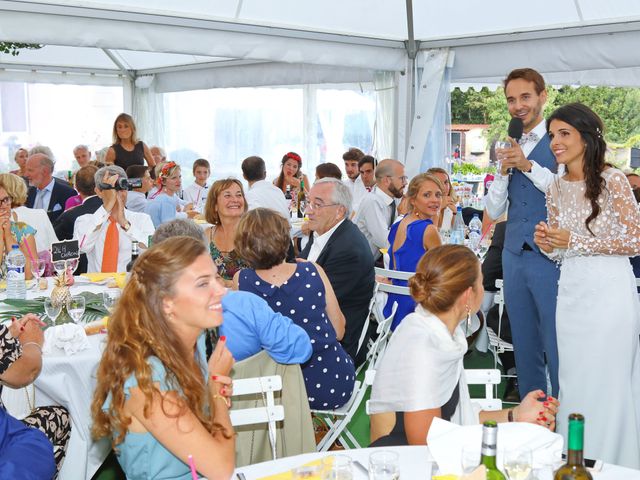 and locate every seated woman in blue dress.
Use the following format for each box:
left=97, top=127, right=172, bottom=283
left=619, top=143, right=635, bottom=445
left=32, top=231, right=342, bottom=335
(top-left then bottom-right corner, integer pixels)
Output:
left=383, top=173, right=443, bottom=330
left=0, top=314, right=71, bottom=478
left=146, top=162, right=196, bottom=228
left=92, top=237, right=236, bottom=480
left=370, top=245, right=559, bottom=446
left=234, top=208, right=355, bottom=409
